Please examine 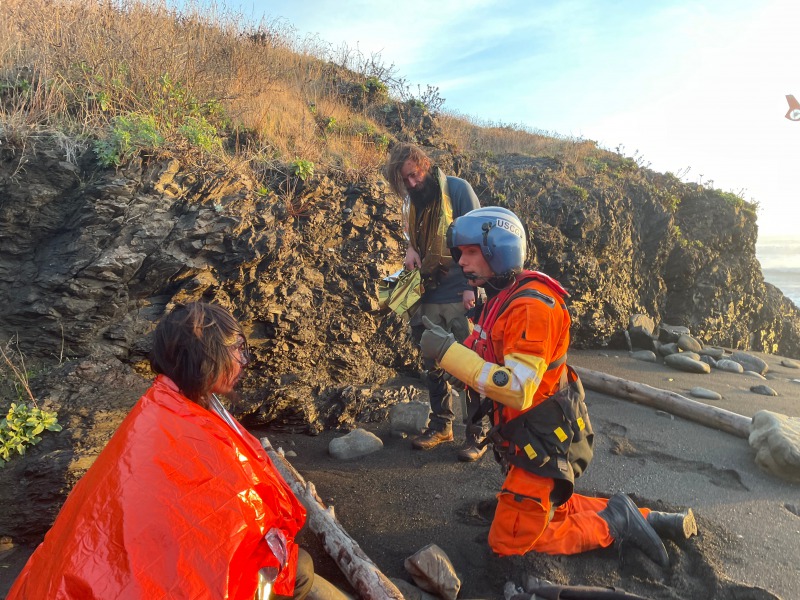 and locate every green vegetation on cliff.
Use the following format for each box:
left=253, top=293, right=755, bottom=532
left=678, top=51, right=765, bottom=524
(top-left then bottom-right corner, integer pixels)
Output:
left=2, top=0, right=623, bottom=184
